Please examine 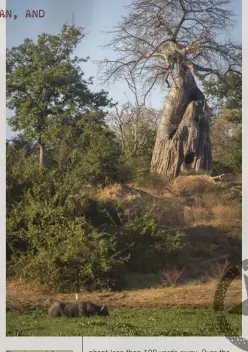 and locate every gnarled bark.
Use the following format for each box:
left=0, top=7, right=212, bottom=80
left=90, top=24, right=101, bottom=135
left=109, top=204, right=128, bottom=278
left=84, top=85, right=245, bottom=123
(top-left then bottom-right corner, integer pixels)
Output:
left=151, top=69, right=212, bottom=178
